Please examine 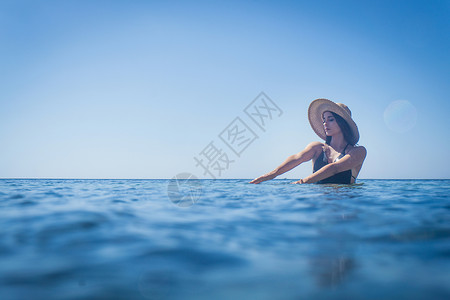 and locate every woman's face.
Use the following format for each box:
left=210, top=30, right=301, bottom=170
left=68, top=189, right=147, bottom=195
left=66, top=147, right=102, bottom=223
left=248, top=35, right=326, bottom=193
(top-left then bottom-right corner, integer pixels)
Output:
left=322, top=111, right=341, bottom=136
